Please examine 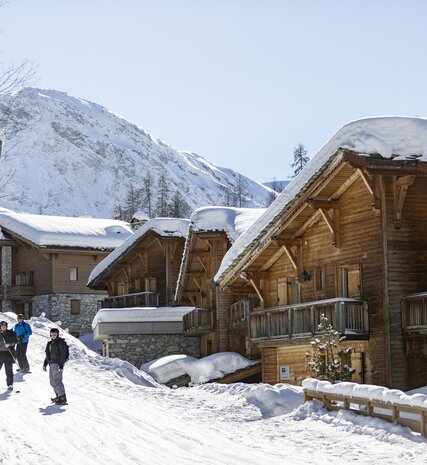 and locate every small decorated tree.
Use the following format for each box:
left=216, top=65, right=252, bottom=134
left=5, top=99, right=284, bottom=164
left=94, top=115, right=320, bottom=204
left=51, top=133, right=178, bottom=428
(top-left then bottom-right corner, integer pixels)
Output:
left=305, top=314, right=355, bottom=383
